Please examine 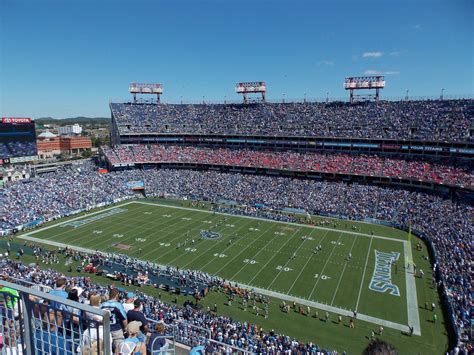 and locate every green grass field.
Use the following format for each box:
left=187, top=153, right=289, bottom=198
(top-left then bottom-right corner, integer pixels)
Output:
left=14, top=198, right=449, bottom=353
